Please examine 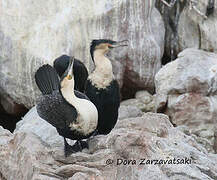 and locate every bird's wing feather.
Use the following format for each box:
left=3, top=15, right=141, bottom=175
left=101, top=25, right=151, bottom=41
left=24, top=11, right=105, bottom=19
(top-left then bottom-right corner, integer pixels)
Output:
left=74, top=90, right=90, bottom=100
left=35, top=64, right=60, bottom=95
left=36, top=91, right=77, bottom=129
